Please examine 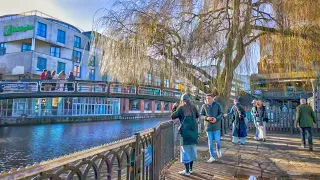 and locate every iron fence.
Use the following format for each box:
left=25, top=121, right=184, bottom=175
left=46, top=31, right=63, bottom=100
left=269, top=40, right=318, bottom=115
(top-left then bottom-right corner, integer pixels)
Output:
left=0, top=120, right=181, bottom=180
